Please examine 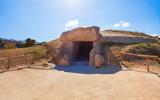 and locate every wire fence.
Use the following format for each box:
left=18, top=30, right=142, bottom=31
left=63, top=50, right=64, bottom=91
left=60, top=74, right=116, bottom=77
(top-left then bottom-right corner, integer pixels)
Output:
left=107, top=52, right=159, bottom=76
left=0, top=52, right=159, bottom=76
left=0, top=54, right=34, bottom=72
